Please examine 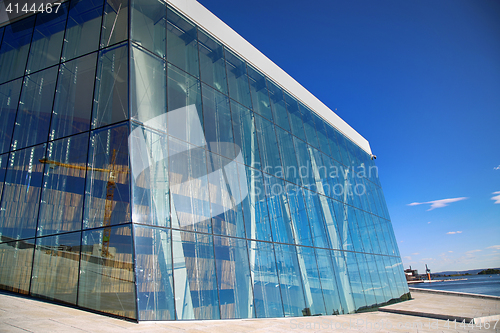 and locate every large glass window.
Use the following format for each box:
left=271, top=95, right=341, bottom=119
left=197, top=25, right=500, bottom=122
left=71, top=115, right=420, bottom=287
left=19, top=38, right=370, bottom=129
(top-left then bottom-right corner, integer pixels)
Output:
left=296, top=246, right=326, bottom=316
left=78, top=224, right=136, bottom=319
left=0, top=17, right=35, bottom=84
left=0, top=78, right=22, bottom=154
left=264, top=175, right=294, bottom=244
left=254, top=114, right=281, bottom=178
left=51, top=52, right=97, bottom=140
left=274, top=244, right=305, bottom=317
left=248, top=66, right=272, bottom=121
left=12, top=66, right=58, bottom=150
left=267, top=80, right=290, bottom=132
left=299, top=104, right=319, bottom=149
left=225, top=49, right=251, bottom=109
left=198, top=30, right=227, bottom=95
left=84, top=124, right=131, bottom=229
left=0, top=144, right=46, bottom=241
left=275, top=127, right=300, bottom=186
left=166, top=8, right=199, bottom=78
left=134, top=225, right=175, bottom=320
left=31, top=232, right=80, bottom=304
left=131, top=0, right=166, bottom=58
left=315, top=249, right=344, bottom=315
left=26, top=3, right=68, bottom=74
left=284, top=92, right=306, bottom=141
left=0, top=239, right=34, bottom=294
left=38, top=133, right=88, bottom=236
left=100, top=0, right=128, bottom=48
left=285, top=183, right=312, bottom=247
left=172, top=230, right=219, bottom=320
left=230, top=102, right=260, bottom=168
left=92, top=43, right=128, bottom=129
left=214, top=236, right=254, bottom=319
left=62, top=0, right=103, bottom=62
